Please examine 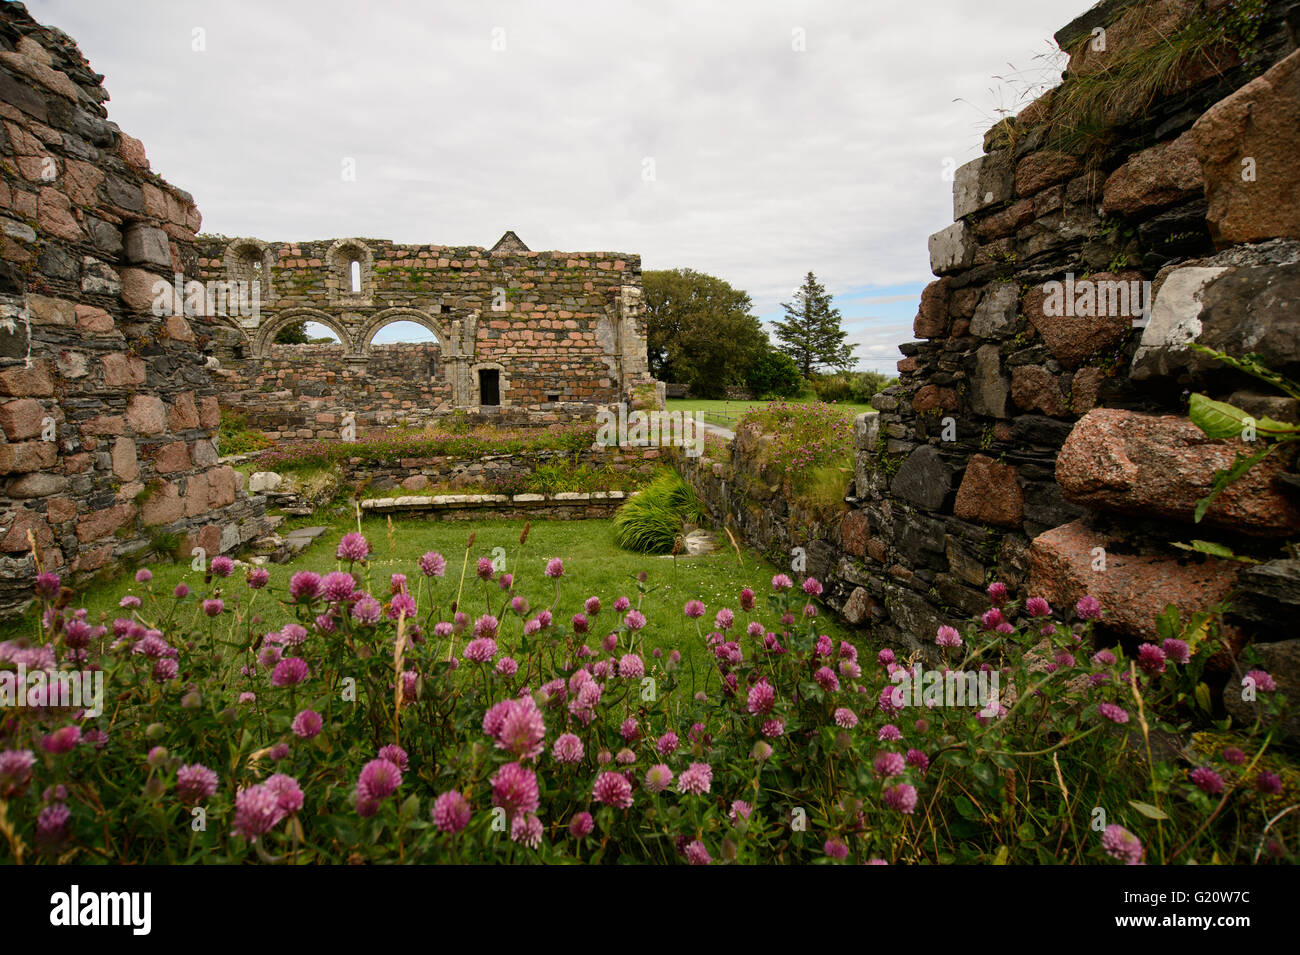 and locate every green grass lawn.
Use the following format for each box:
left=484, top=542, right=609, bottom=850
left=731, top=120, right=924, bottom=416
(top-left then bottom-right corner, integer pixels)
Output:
left=666, top=397, right=874, bottom=432
left=5, top=516, right=860, bottom=674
